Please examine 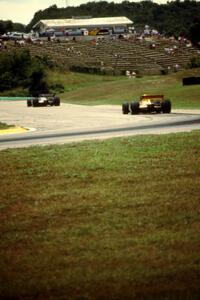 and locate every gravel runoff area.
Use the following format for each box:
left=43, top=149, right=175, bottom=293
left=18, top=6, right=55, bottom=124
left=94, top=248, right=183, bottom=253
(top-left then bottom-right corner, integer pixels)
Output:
left=0, top=101, right=200, bottom=136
